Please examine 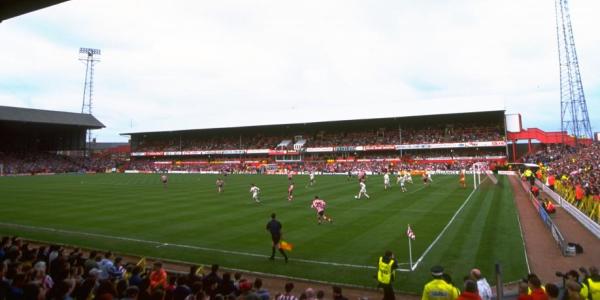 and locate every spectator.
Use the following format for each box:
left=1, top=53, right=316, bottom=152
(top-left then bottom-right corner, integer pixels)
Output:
left=216, top=273, right=235, bottom=297
left=202, top=265, right=221, bottom=298
left=332, top=286, right=348, bottom=300
left=527, top=275, right=548, bottom=300
left=276, top=283, right=298, bottom=300
left=172, top=276, right=191, bottom=300
left=457, top=280, right=481, bottom=300
left=422, top=265, right=454, bottom=300
left=582, top=267, right=600, bottom=300
left=544, top=283, right=559, bottom=300
left=253, top=278, right=269, bottom=300
left=150, top=262, right=167, bottom=290
left=518, top=282, right=532, bottom=300
left=470, top=269, right=492, bottom=300
left=123, top=286, right=140, bottom=300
